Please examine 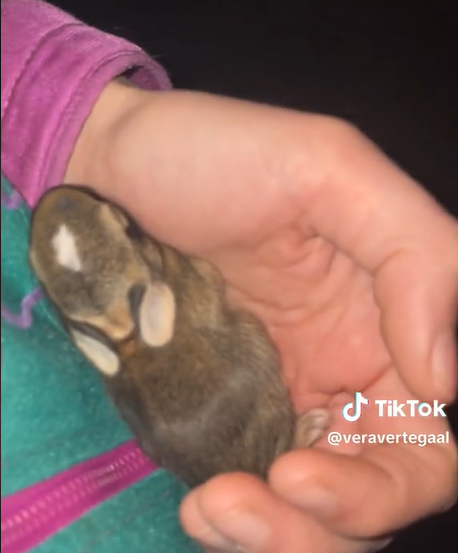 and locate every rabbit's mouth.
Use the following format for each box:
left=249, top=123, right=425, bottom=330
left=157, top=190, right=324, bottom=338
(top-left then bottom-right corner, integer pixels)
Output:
left=65, top=318, right=121, bottom=349
left=66, top=298, right=136, bottom=345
